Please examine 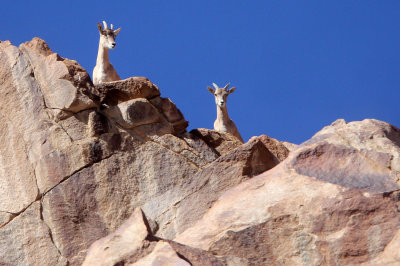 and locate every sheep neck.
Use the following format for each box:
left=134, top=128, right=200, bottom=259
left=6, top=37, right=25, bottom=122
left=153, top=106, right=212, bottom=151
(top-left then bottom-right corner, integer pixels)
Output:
left=217, top=105, right=230, bottom=123
left=96, top=41, right=110, bottom=68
